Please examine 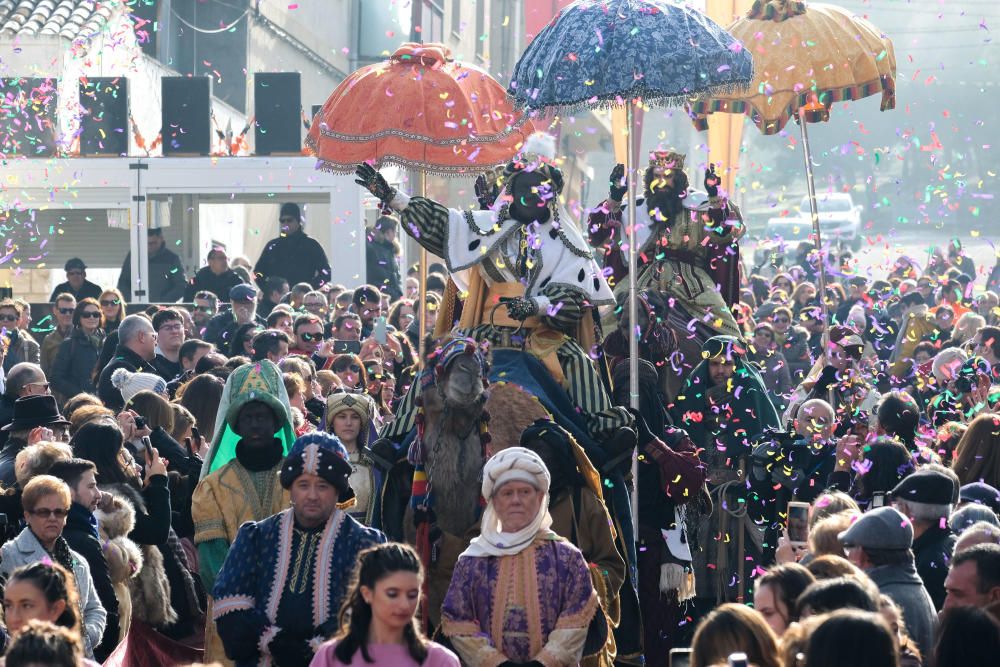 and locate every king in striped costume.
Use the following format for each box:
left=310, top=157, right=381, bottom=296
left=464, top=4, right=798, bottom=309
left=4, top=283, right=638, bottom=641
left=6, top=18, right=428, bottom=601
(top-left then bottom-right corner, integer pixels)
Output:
left=355, top=133, right=633, bottom=451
